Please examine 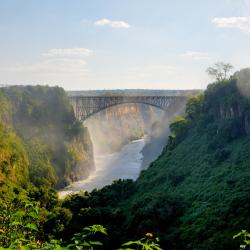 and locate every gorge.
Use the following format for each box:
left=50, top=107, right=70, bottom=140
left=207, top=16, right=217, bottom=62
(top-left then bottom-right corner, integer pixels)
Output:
left=2, top=1, right=250, bottom=249
left=59, top=89, right=193, bottom=195
left=2, top=69, right=250, bottom=250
